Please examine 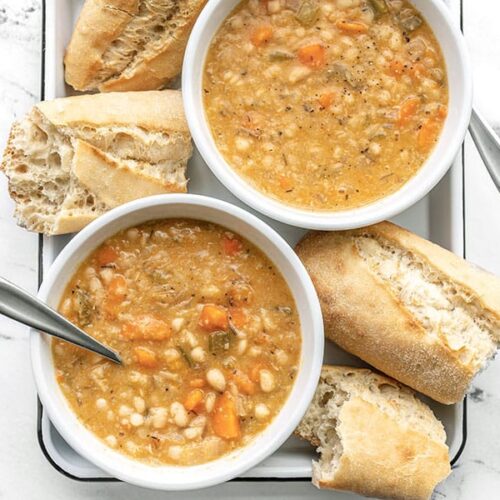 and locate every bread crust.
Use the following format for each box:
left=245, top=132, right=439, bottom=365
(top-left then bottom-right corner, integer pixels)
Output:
left=295, top=222, right=500, bottom=404
left=72, top=140, right=186, bottom=207
left=37, top=90, right=189, bottom=133
left=296, top=366, right=450, bottom=500
left=64, top=0, right=140, bottom=91
left=64, top=0, right=207, bottom=92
